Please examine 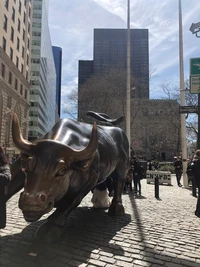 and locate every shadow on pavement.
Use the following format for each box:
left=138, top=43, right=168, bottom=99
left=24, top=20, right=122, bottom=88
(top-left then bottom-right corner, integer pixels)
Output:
left=0, top=206, right=131, bottom=267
